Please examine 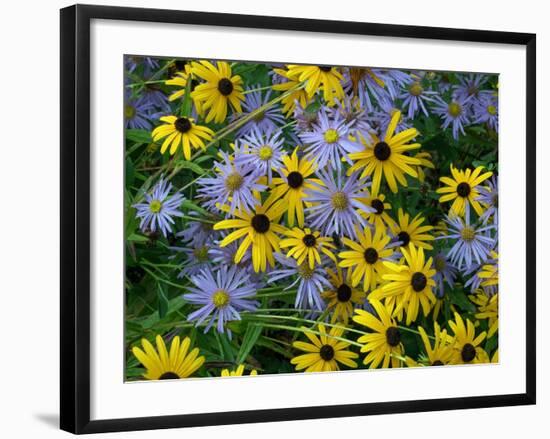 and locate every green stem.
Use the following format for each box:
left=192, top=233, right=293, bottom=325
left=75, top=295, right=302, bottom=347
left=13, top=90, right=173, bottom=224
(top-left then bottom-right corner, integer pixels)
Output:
left=398, top=325, right=435, bottom=340
left=180, top=215, right=217, bottom=225
left=258, top=323, right=363, bottom=348
left=242, top=85, right=274, bottom=94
